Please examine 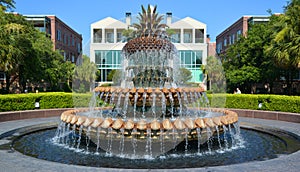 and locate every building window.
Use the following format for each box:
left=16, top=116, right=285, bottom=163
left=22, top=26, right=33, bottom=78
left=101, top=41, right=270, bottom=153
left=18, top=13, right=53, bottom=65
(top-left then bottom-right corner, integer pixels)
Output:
left=184, top=29, right=192, bottom=43
left=77, top=43, right=81, bottom=53
left=216, top=42, right=222, bottom=54
left=95, top=50, right=122, bottom=82
left=72, top=36, right=75, bottom=46
left=93, top=29, right=102, bottom=43
left=106, top=32, right=114, bottom=43
left=117, top=29, right=124, bottom=42
left=223, top=38, right=227, bottom=47
left=229, top=36, right=231, bottom=45
left=68, top=36, right=71, bottom=46
left=56, top=29, right=61, bottom=41
left=72, top=55, right=75, bottom=63
left=117, top=32, right=123, bottom=42
left=237, top=30, right=242, bottom=40
left=64, top=34, right=67, bottom=44
left=170, top=29, right=180, bottom=43
left=232, top=34, right=235, bottom=44
left=195, top=29, right=204, bottom=43
left=179, top=50, right=203, bottom=82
